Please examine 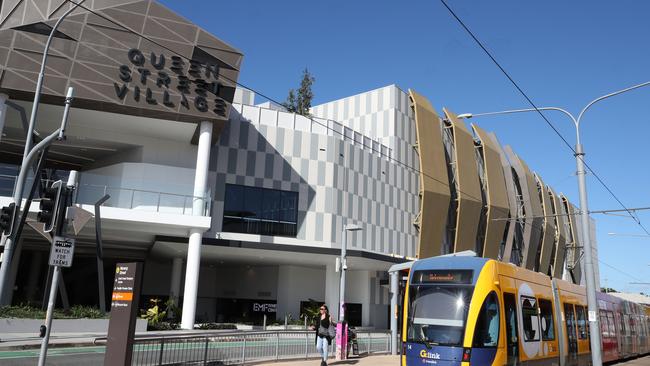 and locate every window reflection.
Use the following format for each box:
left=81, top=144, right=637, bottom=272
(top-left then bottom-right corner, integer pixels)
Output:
left=223, top=184, right=298, bottom=237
